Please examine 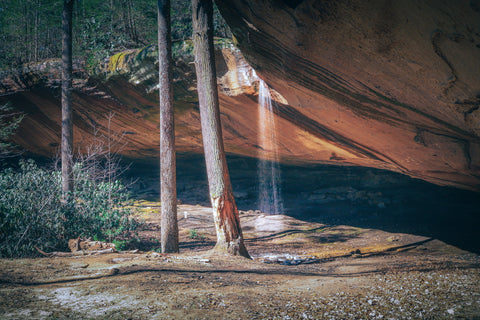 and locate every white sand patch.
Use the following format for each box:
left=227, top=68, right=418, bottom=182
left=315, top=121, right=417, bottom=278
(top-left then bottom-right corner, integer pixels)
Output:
left=254, top=214, right=286, bottom=232
left=35, top=286, right=143, bottom=317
